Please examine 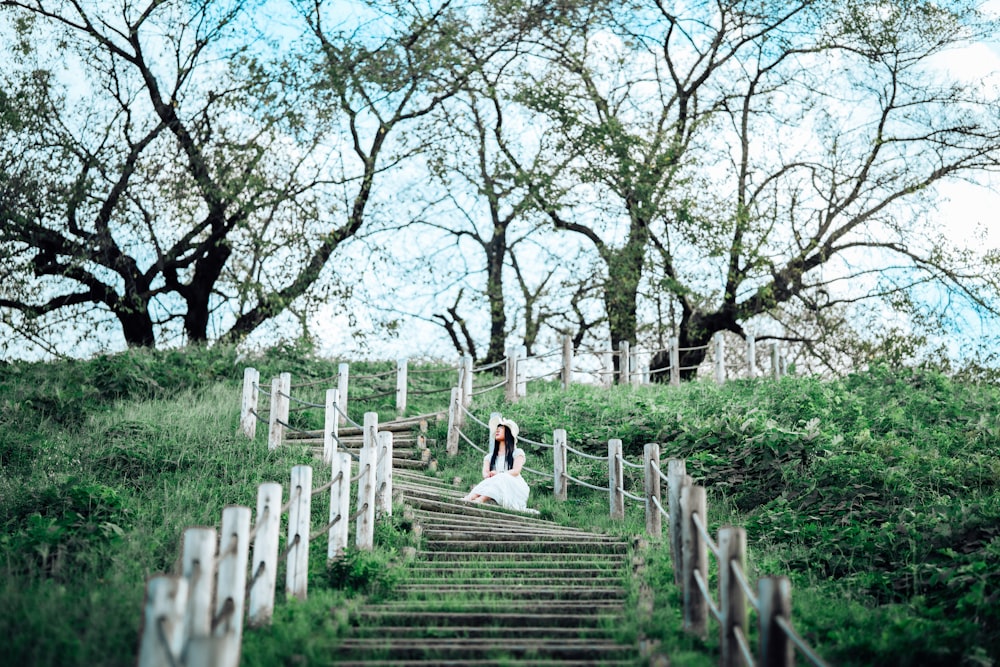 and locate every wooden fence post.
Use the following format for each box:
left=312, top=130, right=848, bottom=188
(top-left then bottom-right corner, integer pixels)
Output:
left=375, top=430, right=393, bottom=517
left=323, top=388, right=339, bottom=464
left=446, top=388, right=461, bottom=457
left=759, top=576, right=794, bottom=667
left=644, top=443, right=662, bottom=538
left=285, top=465, right=312, bottom=600
left=517, top=345, right=527, bottom=397
left=553, top=429, right=568, bottom=501
left=240, top=367, right=259, bottom=439
left=714, top=333, right=726, bottom=384
left=215, top=505, right=251, bottom=667
left=681, top=484, right=708, bottom=636
left=181, top=527, right=217, bottom=645
left=139, top=575, right=188, bottom=667
left=267, top=373, right=290, bottom=451
left=631, top=348, right=641, bottom=387
left=504, top=347, right=517, bottom=401
left=328, top=453, right=352, bottom=559
left=462, top=355, right=473, bottom=407
left=747, top=333, right=757, bottom=379
left=609, top=438, right=624, bottom=520
left=670, top=338, right=681, bottom=387
left=719, top=526, right=748, bottom=667
left=667, top=458, right=688, bottom=583
left=395, top=358, right=408, bottom=415
left=620, top=341, right=630, bottom=385
left=771, top=343, right=780, bottom=380
left=337, top=363, right=350, bottom=425
left=247, top=482, right=282, bottom=628
left=561, top=335, right=573, bottom=389
left=356, top=416, right=378, bottom=550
